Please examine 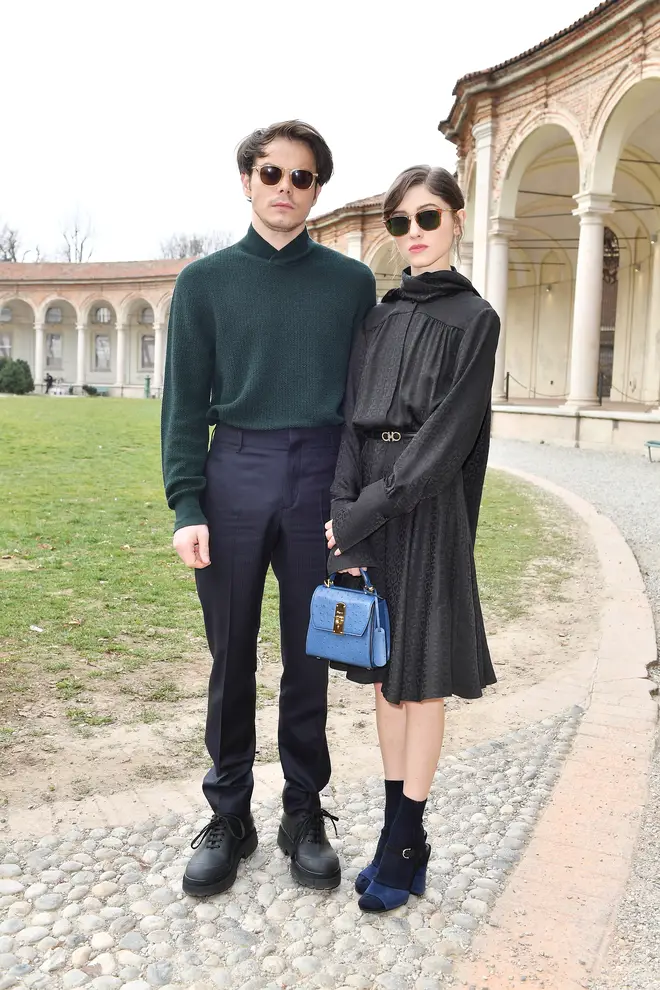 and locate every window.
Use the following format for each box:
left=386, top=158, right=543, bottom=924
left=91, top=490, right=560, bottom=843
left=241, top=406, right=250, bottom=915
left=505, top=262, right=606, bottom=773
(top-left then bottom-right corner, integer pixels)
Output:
left=45, top=307, right=63, bottom=324
left=46, top=333, right=63, bottom=369
left=0, top=332, right=11, bottom=359
left=94, top=334, right=111, bottom=371
left=139, top=307, right=154, bottom=325
left=0, top=307, right=12, bottom=323
left=94, top=306, right=112, bottom=325
left=140, top=334, right=155, bottom=371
